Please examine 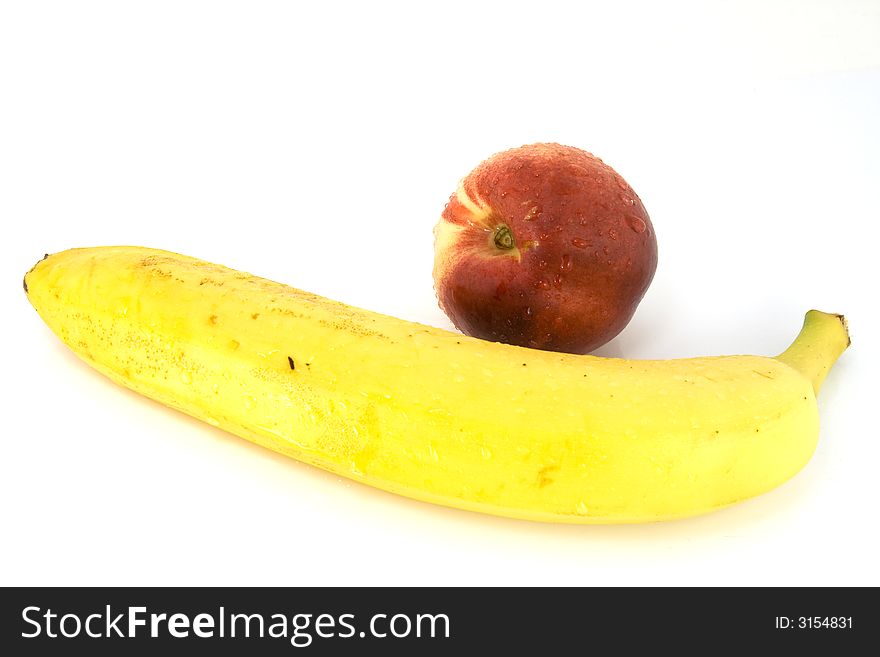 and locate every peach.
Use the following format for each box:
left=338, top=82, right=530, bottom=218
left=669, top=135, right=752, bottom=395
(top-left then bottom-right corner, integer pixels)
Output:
left=433, top=143, right=657, bottom=353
